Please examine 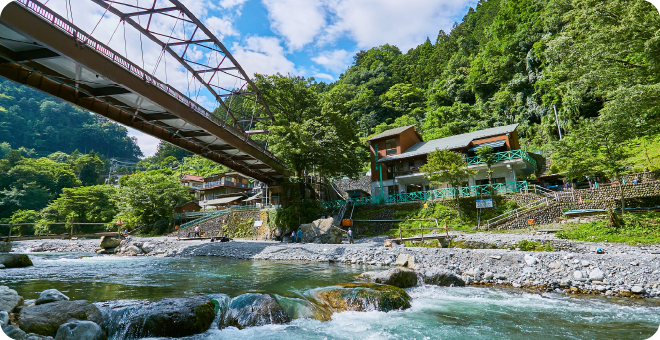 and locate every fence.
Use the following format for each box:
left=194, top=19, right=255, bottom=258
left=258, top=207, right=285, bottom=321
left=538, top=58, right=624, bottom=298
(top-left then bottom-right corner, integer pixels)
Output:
left=177, top=204, right=275, bottom=230
left=321, top=181, right=529, bottom=209
left=465, top=149, right=538, bottom=168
